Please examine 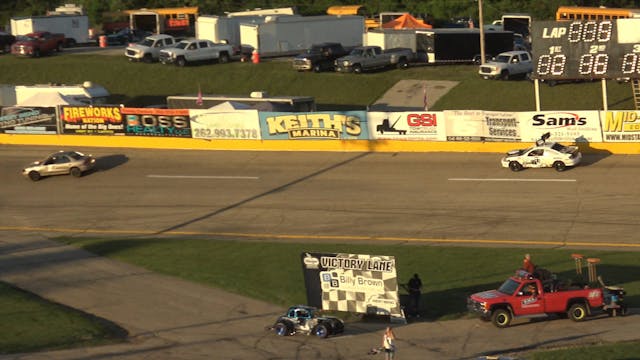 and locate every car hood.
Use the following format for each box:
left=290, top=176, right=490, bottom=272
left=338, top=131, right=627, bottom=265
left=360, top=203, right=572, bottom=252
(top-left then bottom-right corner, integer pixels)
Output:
left=336, top=55, right=361, bottom=63
left=505, top=149, right=525, bottom=157
left=295, top=53, right=322, bottom=61
left=13, top=40, right=36, bottom=46
left=471, top=290, right=504, bottom=300
left=127, top=44, right=151, bottom=51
